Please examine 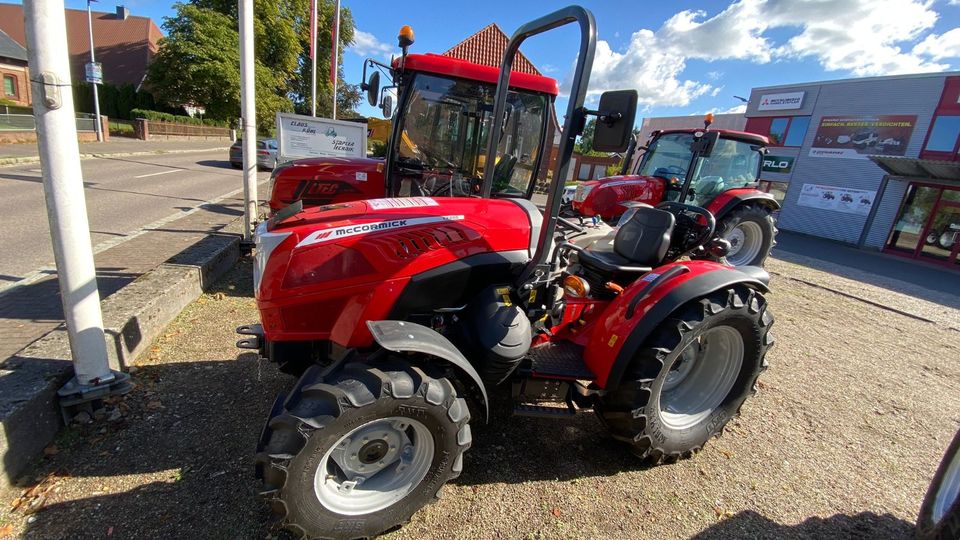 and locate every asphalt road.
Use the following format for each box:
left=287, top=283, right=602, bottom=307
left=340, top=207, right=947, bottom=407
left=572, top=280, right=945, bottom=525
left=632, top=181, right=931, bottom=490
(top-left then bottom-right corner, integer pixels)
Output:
left=0, top=150, right=269, bottom=284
